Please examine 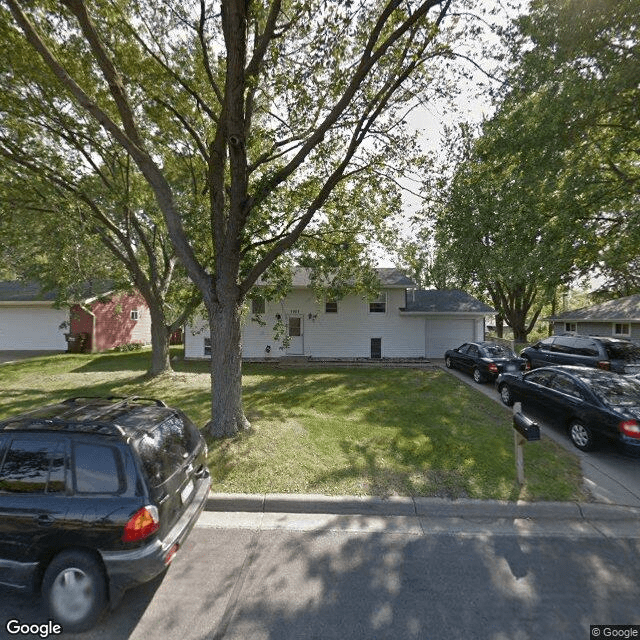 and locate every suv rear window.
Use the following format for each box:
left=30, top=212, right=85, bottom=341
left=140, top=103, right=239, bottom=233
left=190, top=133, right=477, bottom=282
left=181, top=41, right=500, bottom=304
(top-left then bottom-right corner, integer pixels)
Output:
left=135, top=414, right=202, bottom=487
left=604, top=342, right=640, bottom=361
